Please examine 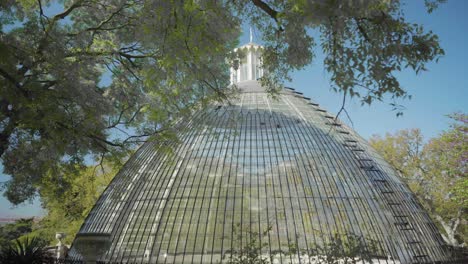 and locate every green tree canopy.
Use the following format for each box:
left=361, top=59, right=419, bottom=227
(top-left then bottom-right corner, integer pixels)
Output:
left=369, top=113, right=467, bottom=247
left=1, top=0, right=445, bottom=204
left=30, top=163, right=116, bottom=244
left=0, top=218, right=34, bottom=249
